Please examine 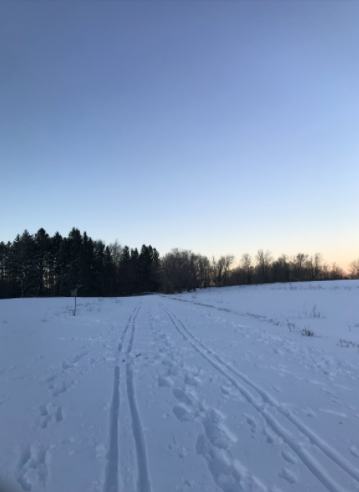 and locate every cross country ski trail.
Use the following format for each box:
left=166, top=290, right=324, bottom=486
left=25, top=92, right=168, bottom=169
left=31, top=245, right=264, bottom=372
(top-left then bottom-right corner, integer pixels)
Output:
left=1, top=285, right=359, bottom=492
left=104, top=302, right=152, bottom=492
left=149, top=307, right=268, bottom=492
left=160, top=299, right=359, bottom=492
